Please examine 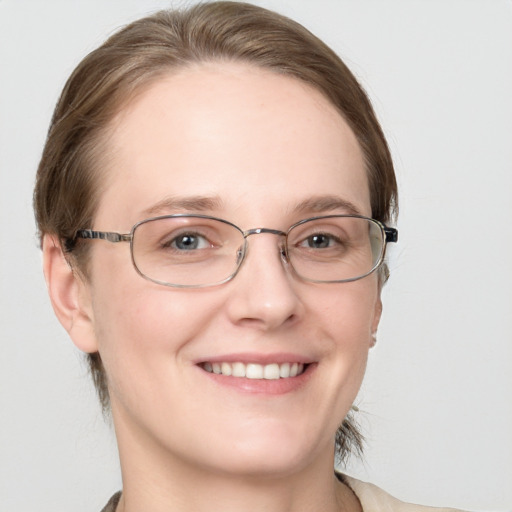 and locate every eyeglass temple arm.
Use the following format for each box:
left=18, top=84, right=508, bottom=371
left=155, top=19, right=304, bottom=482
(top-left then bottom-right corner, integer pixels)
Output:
left=74, top=230, right=132, bottom=243
left=384, top=227, right=398, bottom=243
left=64, top=229, right=131, bottom=252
